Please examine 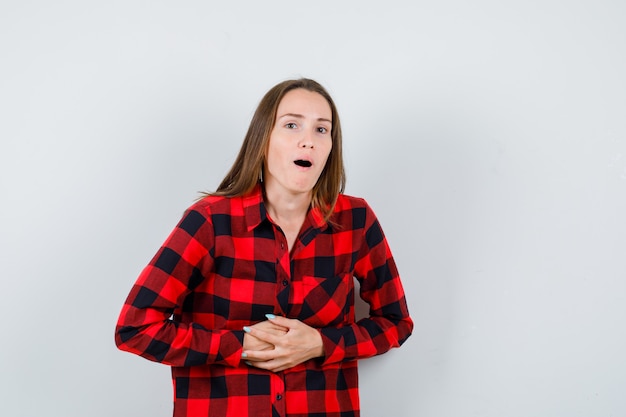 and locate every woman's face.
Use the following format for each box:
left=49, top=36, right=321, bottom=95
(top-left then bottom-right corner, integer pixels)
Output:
left=264, top=88, right=333, bottom=198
